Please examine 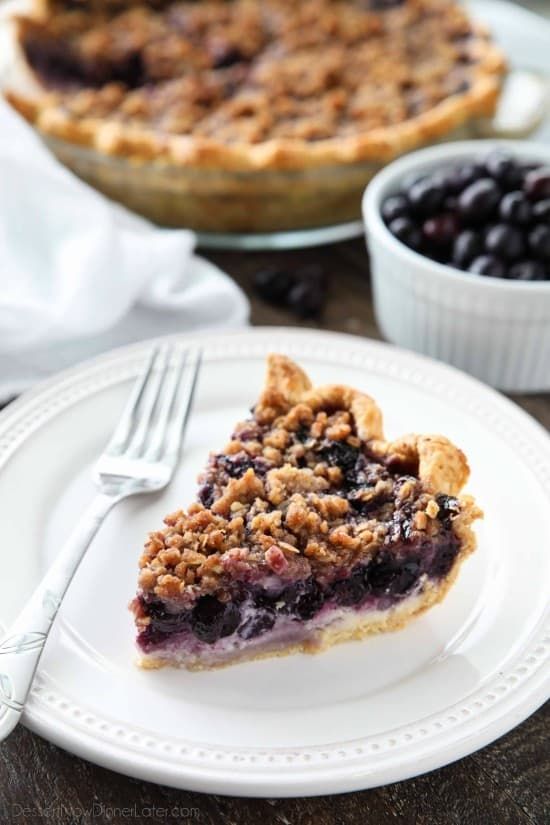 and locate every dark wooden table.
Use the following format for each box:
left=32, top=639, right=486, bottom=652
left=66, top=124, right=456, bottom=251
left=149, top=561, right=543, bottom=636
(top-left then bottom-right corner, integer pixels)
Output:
left=1, top=239, right=548, bottom=825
